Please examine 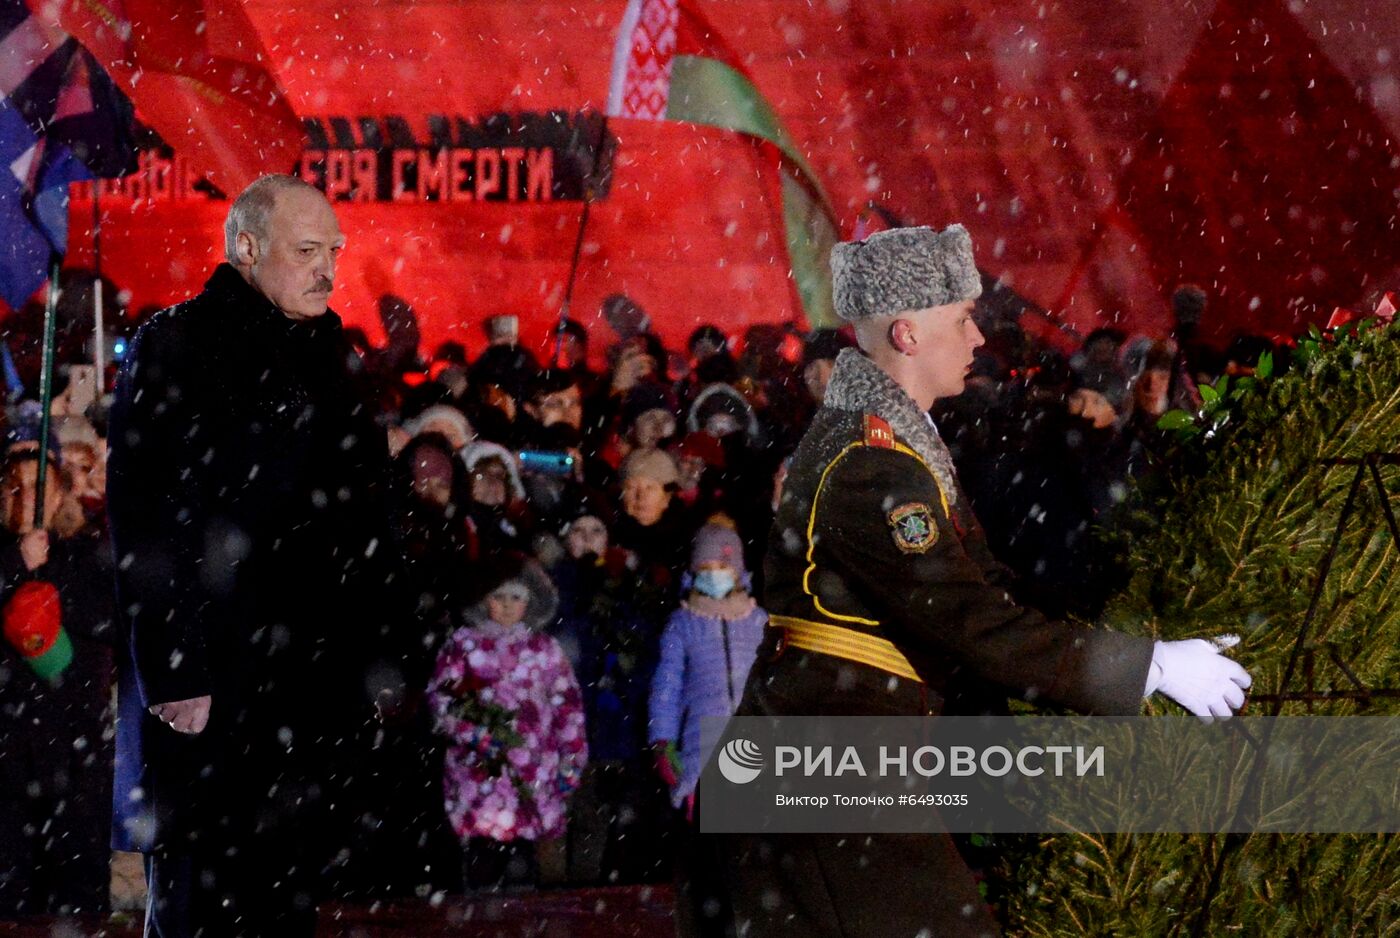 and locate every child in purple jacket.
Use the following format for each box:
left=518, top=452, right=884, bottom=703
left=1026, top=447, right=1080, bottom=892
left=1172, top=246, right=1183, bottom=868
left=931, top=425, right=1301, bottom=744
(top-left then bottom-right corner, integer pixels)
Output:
left=648, top=522, right=768, bottom=812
